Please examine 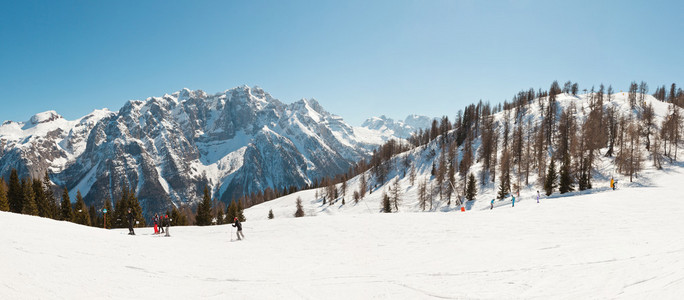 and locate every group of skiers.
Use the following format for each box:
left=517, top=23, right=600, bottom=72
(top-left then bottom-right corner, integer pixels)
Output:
left=490, top=190, right=541, bottom=210
left=152, top=213, right=170, bottom=236
left=125, top=207, right=243, bottom=240
left=488, top=177, right=619, bottom=210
